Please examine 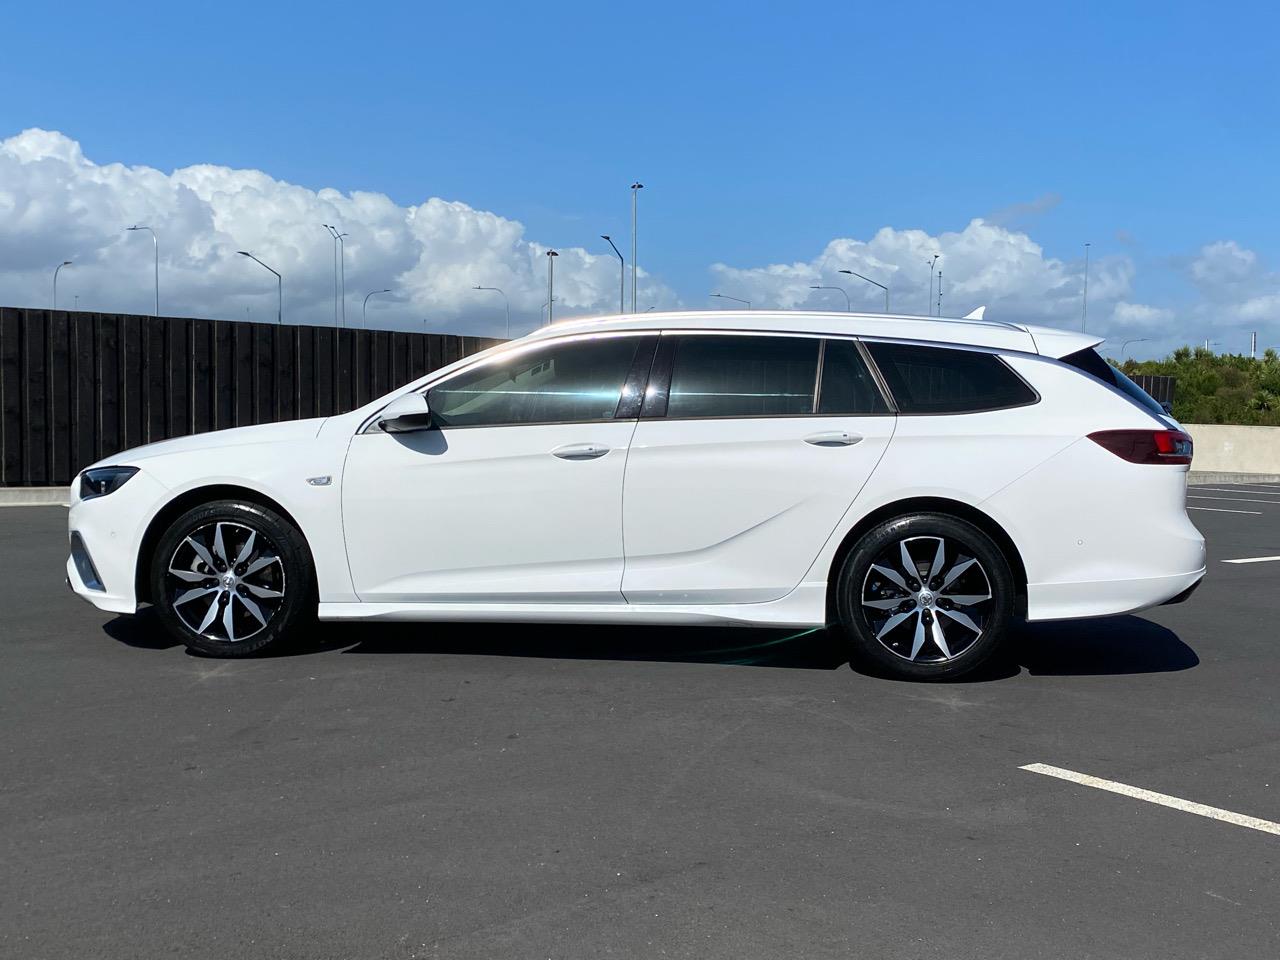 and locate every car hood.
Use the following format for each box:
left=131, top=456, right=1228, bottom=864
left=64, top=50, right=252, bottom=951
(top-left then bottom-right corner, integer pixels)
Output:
left=84, top=418, right=329, bottom=471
